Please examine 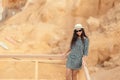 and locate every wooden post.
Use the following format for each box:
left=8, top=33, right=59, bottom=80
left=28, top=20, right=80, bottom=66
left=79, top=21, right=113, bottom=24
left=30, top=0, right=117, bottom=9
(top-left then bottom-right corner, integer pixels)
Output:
left=0, top=0, right=3, bottom=20
left=35, top=61, right=38, bottom=80
left=83, top=60, right=91, bottom=80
